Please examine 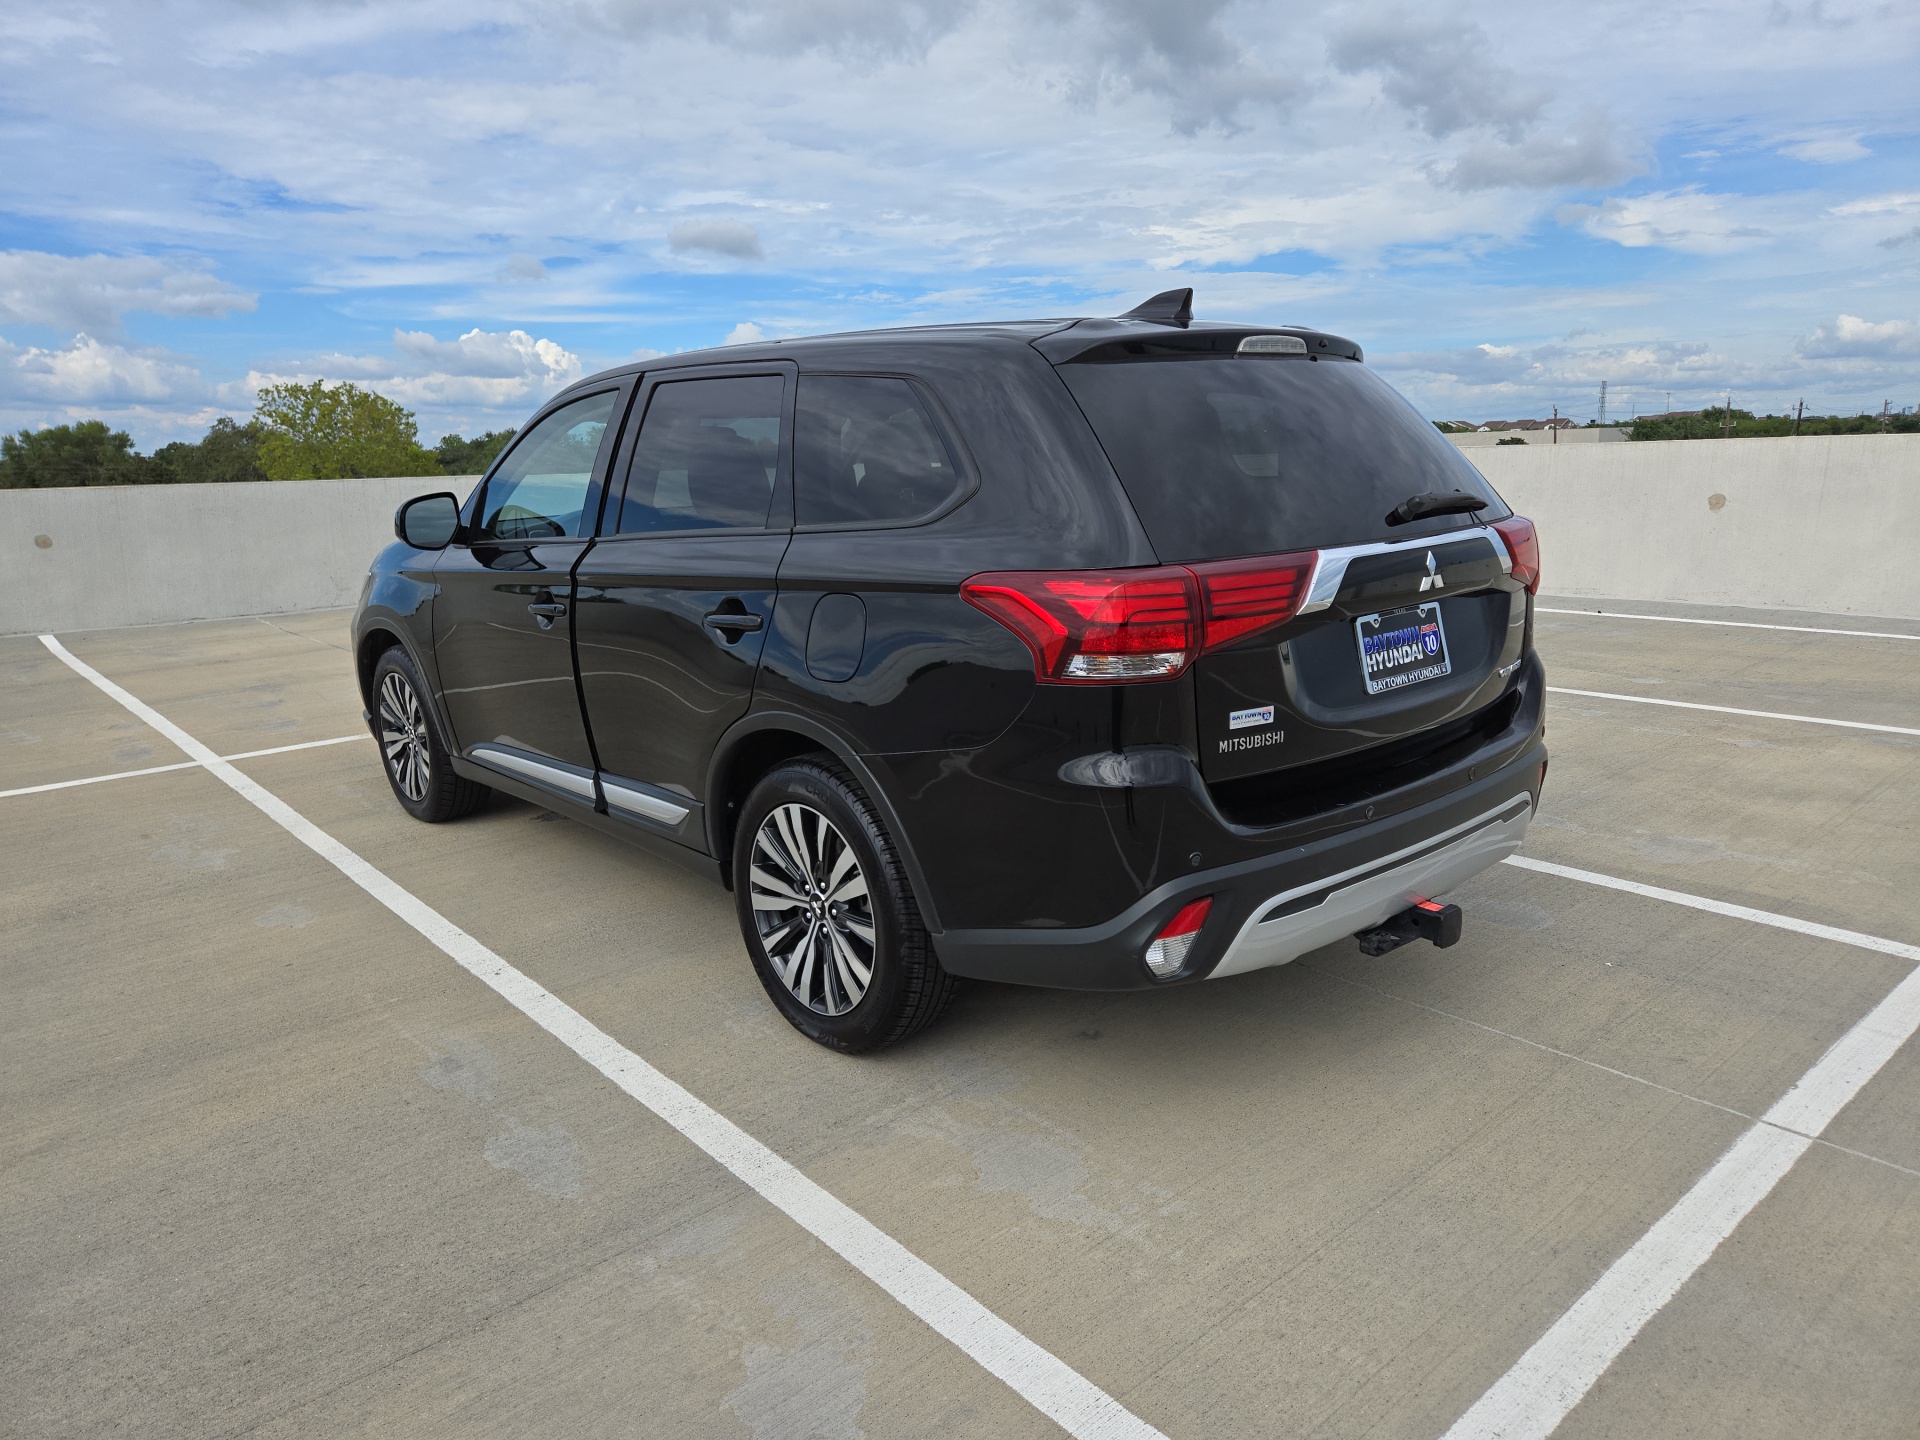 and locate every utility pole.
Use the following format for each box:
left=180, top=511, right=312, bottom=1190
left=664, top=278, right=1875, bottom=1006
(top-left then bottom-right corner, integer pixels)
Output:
left=1723, top=391, right=1732, bottom=439
left=1598, top=381, right=1608, bottom=427
left=1794, top=398, right=1803, bottom=435
left=1552, top=404, right=1558, bottom=444
left=1882, top=399, right=1891, bottom=434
